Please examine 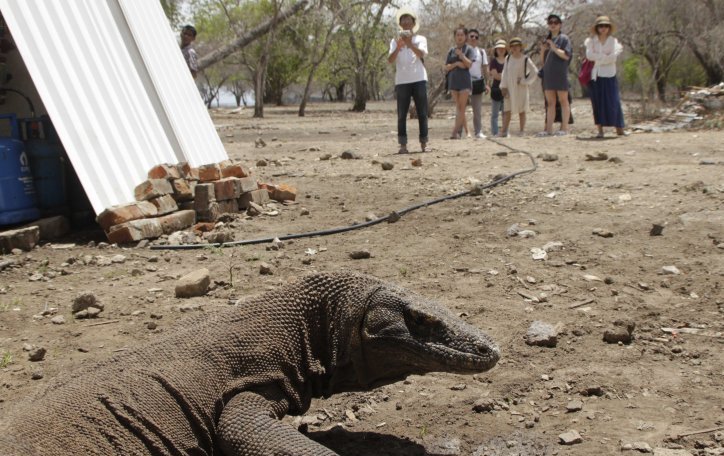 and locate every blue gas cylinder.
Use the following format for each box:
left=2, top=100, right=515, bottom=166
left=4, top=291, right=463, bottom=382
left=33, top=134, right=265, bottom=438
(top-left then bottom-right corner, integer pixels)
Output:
left=22, top=116, right=67, bottom=214
left=0, top=113, right=40, bottom=226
